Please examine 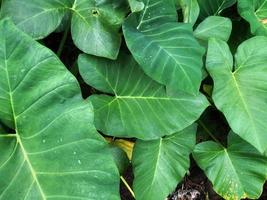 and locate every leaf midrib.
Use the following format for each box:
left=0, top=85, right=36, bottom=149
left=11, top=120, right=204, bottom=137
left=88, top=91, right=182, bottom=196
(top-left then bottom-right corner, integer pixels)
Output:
left=142, top=138, right=162, bottom=198
left=223, top=149, right=245, bottom=197
left=3, top=42, right=46, bottom=199
left=136, top=0, right=151, bottom=30
left=95, top=94, right=198, bottom=113
left=194, top=19, right=228, bottom=36
left=230, top=73, right=260, bottom=148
